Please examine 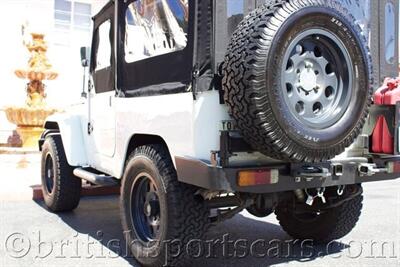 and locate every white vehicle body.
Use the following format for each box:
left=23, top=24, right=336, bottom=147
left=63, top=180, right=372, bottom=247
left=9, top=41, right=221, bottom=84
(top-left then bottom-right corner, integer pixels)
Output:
left=46, top=90, right=233, bottom=179
left=38, top=3, right=400, bottom=265
left=41, top=0, right=399, bottom=186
